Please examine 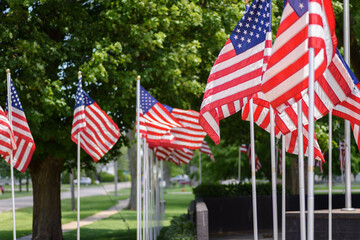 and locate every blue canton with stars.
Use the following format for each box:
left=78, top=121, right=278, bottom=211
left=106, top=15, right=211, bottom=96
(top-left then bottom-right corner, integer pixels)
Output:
left=289, top=0, right=308, bottom=17
left=74, top=78, right=85, bottom=109
left=74, top=78, right=95, bottom=109
left=6, top=79, right=24, bottom=111
left=230, top=0, right=272, bottom=55
left=163, top=104, right=173, bottom=113
left=140, top=86, right=159, bottom=114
